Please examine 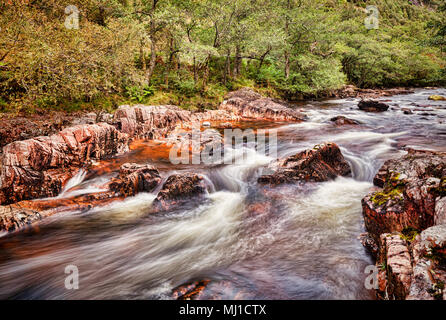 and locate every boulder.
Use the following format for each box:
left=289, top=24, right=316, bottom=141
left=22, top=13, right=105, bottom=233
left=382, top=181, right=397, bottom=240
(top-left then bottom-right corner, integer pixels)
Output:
left=330, top=116, right=361, bottom=126
left=109, top=163, right=161, bottom=197
left=258, top=142, right=351, bottom=185
left=219, top=88, right=306, bottom=122
left=362, top=149, right=446, bottom=241
left=0, top=123, right=129, bottom=205
left=428, top=95, right=446, bottom=101
left=358, top=100, right=389, bottom=112
left=153, top=173, right=208, bottom=211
